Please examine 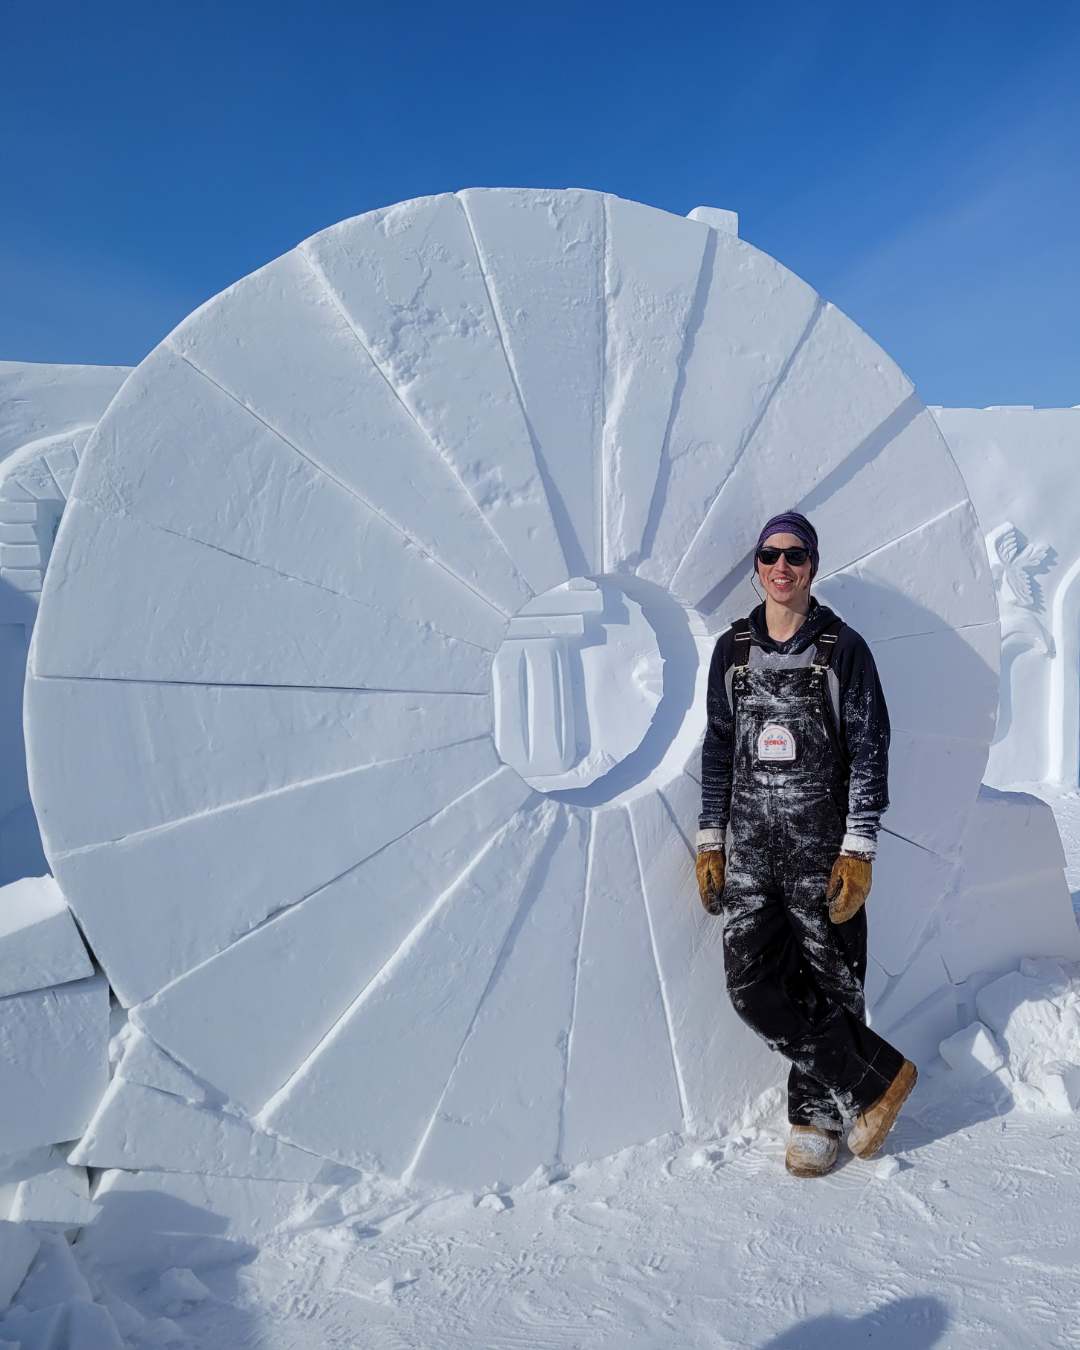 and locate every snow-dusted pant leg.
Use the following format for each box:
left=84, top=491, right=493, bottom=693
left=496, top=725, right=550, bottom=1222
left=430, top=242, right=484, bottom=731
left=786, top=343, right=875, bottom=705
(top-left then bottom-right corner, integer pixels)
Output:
left=783, top=885, right=896, bottom=1128
left=785, top=900, right=867, bottom=1129
left=722, top=791, right=904, bottom=1123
